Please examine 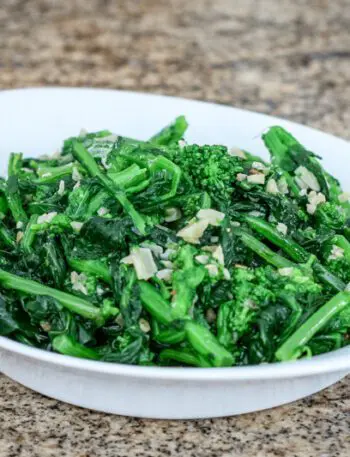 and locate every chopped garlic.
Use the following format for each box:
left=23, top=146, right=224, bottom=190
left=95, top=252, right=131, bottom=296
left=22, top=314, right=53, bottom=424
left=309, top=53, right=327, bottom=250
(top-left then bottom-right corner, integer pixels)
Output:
left=212, top=245, right=225, bottom=265
left=161, top=260, right=173, bottom=269
left=206, top=308, right=217, bottom=323
left=115, top=314, right=125, bottom=327
left=139, top=318, right=151, bottom=333
left=72, top=167, right=82, bottom=182
left=178, top=139, right=187, bottom=149
left=266, top=178, right=279, bottom=194
left=160, top=248, right=176, bottom=260
left=278, top=267, right=294, bottom=277
left=165, top=207, right=182, bottom=222
left=101, top=156, right=111, bottom=170
left=73, top=181, right=81, bottom=190
left=70, top=221, right=84, bottom=232
left=299, top=188, right=308, bottom=197
left=120, top=255, right=134, bottom=265
left=236, top=173, right=247, bottom=182
left=16, top=221, right=24, bottom=230
left=177, top=219, right=209, bottom=244
left=223, top=268, right=231, bottom=280
left=247, top=174, right=265, bottom=185
left=248, top=211, right=264, bottom=218
left=251, top=161, right=267, bottom=171
left=70, top=271, right=88, bottom=295
left=205, top=264, right=219, bottom=277
left=58, top=180, right=65, bottom=196
left=295, top=166, right=320, bottom=192
left=276, top=223, right=288, bottom=236
left=202, top=245, right=225, bottom=265
left=228, top=147, right=246, bottom=159
left=125, top=247, right=158, bottom=280
left=37, top=212, right=57, bottom=225
left=328, top=245, right=344, bottom=260
left=95, top=134, right=118, bottom=142
left=41, top=172, right=52, bottom=178
left=338, top=192, right=350, bottom=203
left=306, top=191, right=326, bottom=215
left=195, top=254, right=210, bottom=264
left=202, top=245, right=217, bottom=253
left=243, top=298, right=256, bottom=309
left=16, top=231, right=24, bottom=243
left=96, top=285, right=104, bottom=296
left=21, top=167, right=34, bottom=174
left=79, top=128, right=88, bottom=137
left=97, top=207, right=109, bottom=216
left=140, top=242, right=163, bottom=258
left=156, top=269, right=173, bottom=281
left=197, top=209, right=225, bottom=226
left=277, top=176, right=289, bottom=194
